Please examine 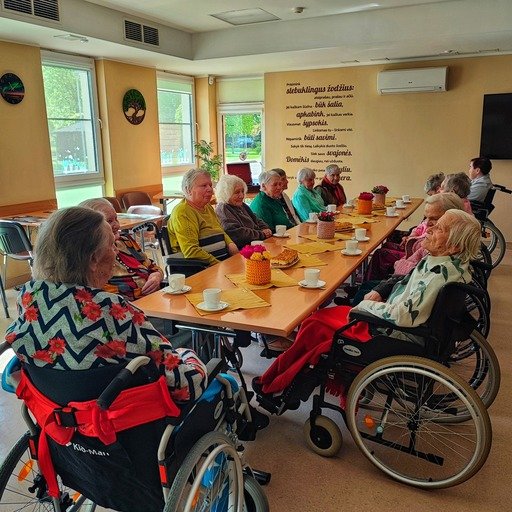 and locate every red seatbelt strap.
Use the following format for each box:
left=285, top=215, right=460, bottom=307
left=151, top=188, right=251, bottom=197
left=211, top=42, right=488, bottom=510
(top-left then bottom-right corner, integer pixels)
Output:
left=16, top=370, right=180, bottom=497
